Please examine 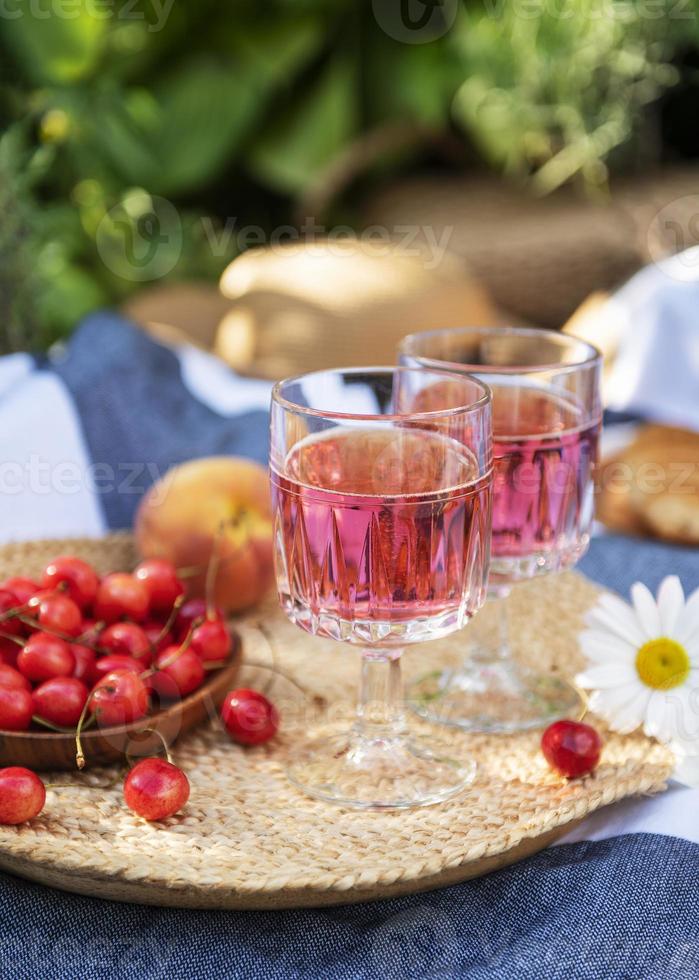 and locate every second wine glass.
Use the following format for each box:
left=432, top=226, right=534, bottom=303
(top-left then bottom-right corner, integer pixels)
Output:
left=400, top=326, right=602, bottom=732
